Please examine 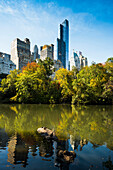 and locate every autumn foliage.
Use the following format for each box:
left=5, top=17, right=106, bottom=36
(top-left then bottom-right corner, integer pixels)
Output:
left=0, top=57, right=113, bottom=104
